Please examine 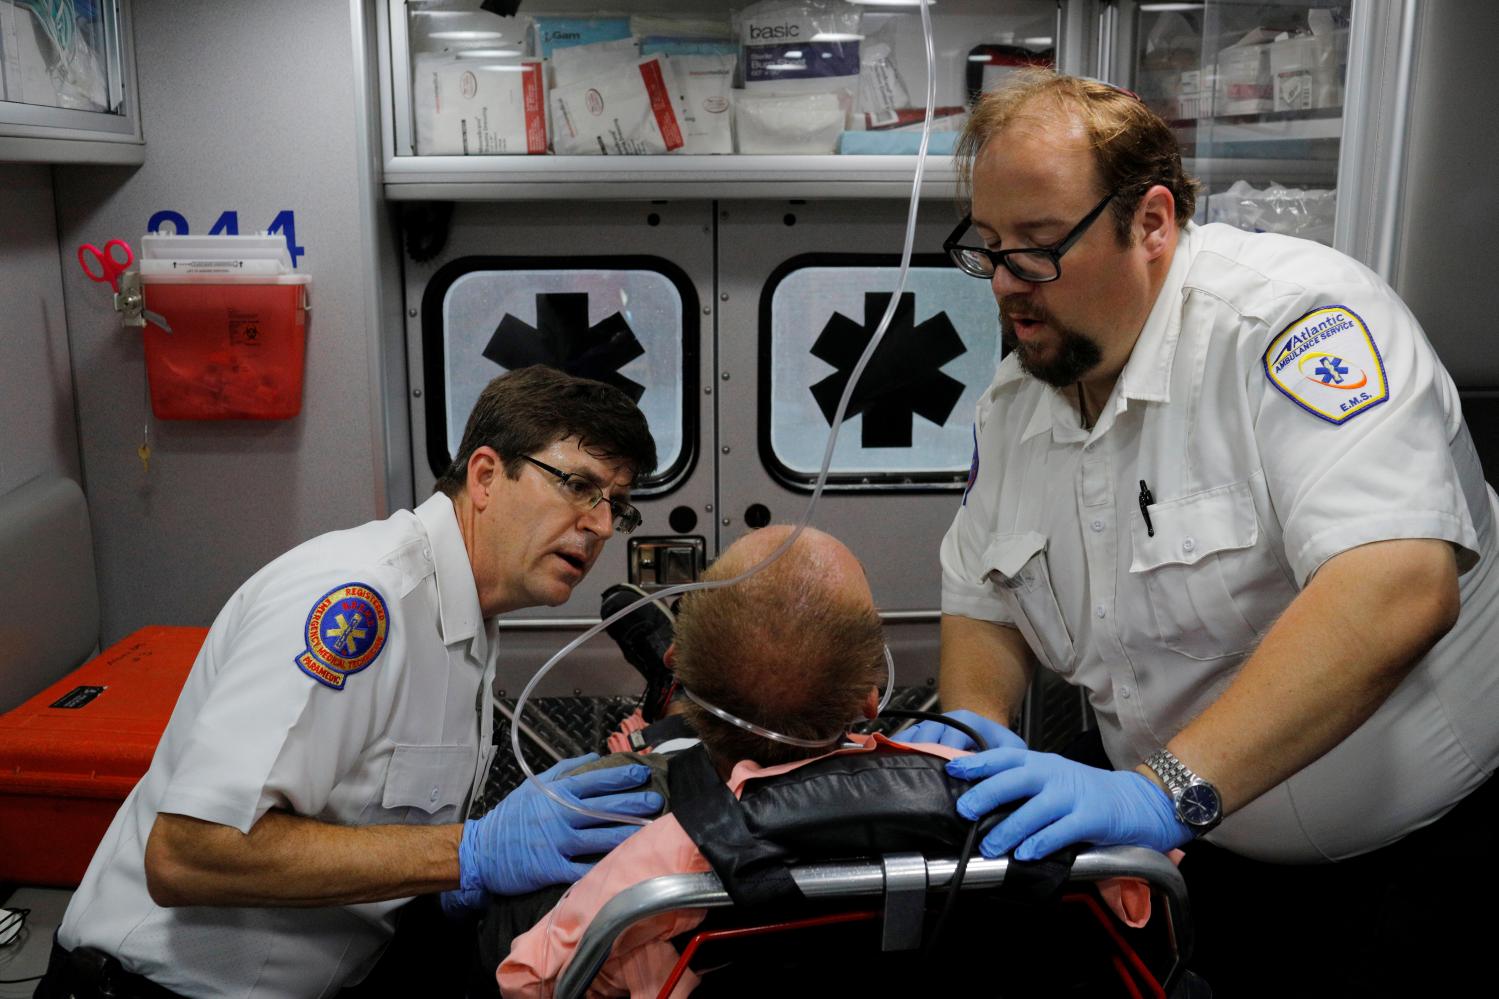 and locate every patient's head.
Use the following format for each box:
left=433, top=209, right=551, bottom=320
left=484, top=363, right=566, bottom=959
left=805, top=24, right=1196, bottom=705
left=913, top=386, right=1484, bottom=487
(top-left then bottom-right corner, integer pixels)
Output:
left=669, top=525, right=886, bottom=773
